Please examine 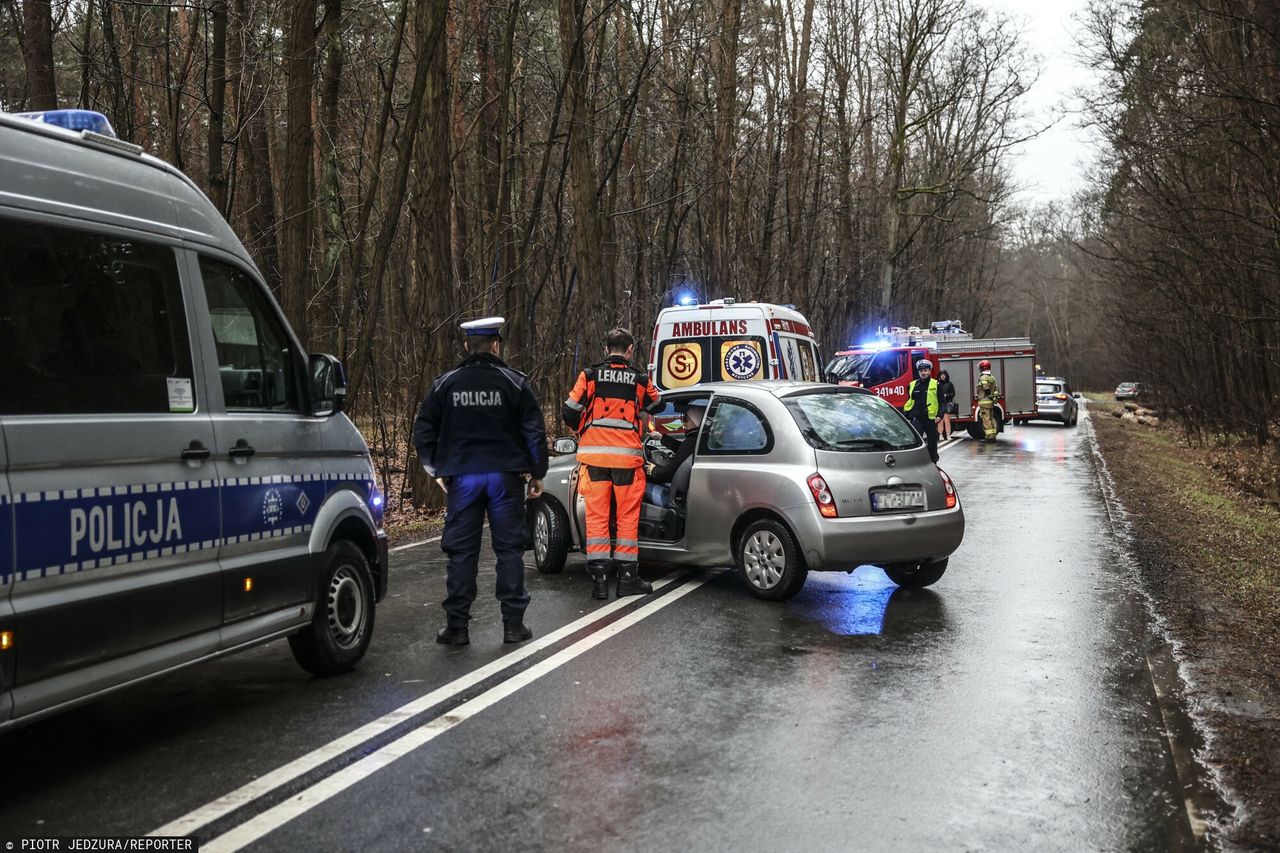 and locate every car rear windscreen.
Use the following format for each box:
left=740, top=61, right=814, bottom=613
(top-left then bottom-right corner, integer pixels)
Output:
left=784, top=391, right=920, bottom=452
